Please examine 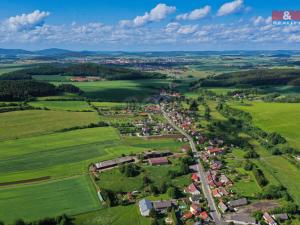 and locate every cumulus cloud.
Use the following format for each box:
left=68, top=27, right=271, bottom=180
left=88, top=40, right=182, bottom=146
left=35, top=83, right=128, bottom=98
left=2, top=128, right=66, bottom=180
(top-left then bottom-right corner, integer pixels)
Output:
left=119, top=3, right=176, bottom=27
left=252, top=16, right=272, bottom=26
left=176, top=5, right=211, bottom=20
left=177, top=25, right=198, bottom=34
left=5, top=10, right=50, bottom=31
left=217, top=0, right=244, bottom=16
